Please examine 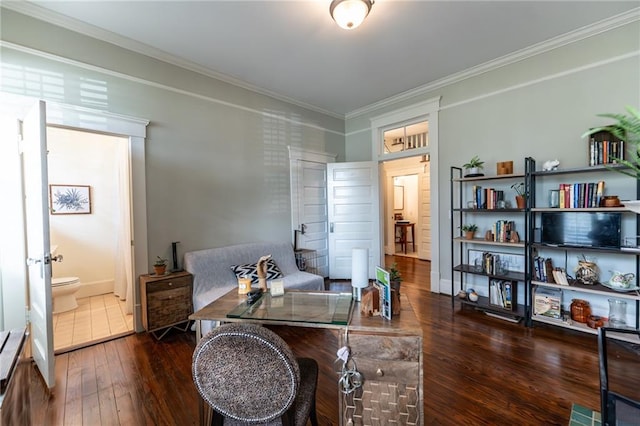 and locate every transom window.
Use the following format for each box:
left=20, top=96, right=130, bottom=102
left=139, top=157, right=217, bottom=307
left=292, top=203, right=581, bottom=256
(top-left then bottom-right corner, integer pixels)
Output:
left=383, top=121, right=428, bottom=154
